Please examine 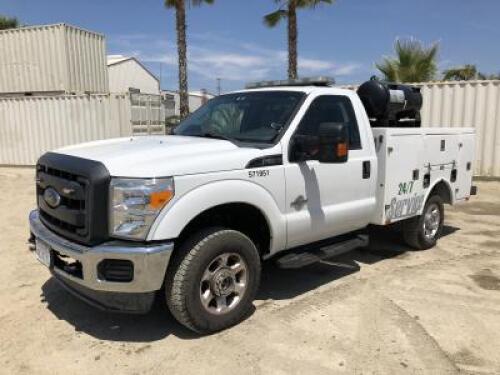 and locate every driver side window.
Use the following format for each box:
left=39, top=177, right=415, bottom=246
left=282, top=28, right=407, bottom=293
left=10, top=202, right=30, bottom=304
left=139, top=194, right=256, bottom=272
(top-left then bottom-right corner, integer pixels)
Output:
left=295, top=95, right=362, bottom=150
